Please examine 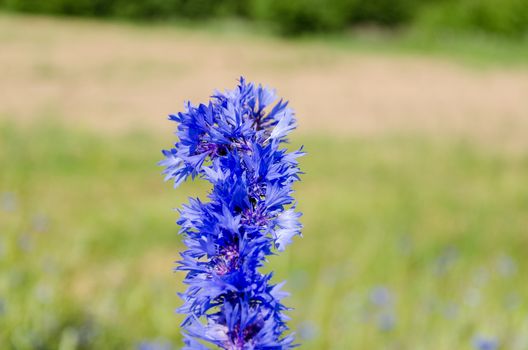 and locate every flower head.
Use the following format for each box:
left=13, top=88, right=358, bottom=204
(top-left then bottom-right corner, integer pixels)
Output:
left=161, top=78, right=303, bottom=349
